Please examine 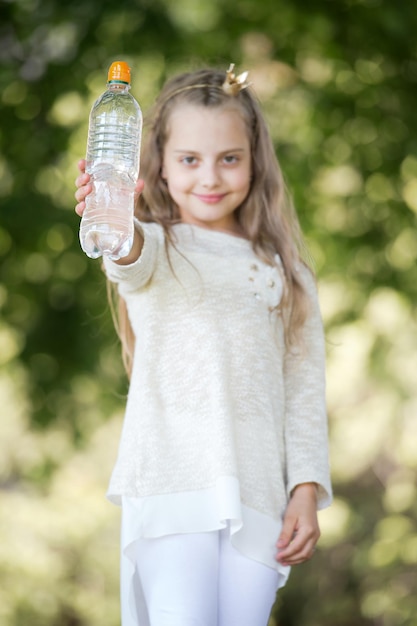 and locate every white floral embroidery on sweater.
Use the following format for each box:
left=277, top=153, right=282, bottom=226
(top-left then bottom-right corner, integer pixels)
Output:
left=248, top=255, right=284, bottom=311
